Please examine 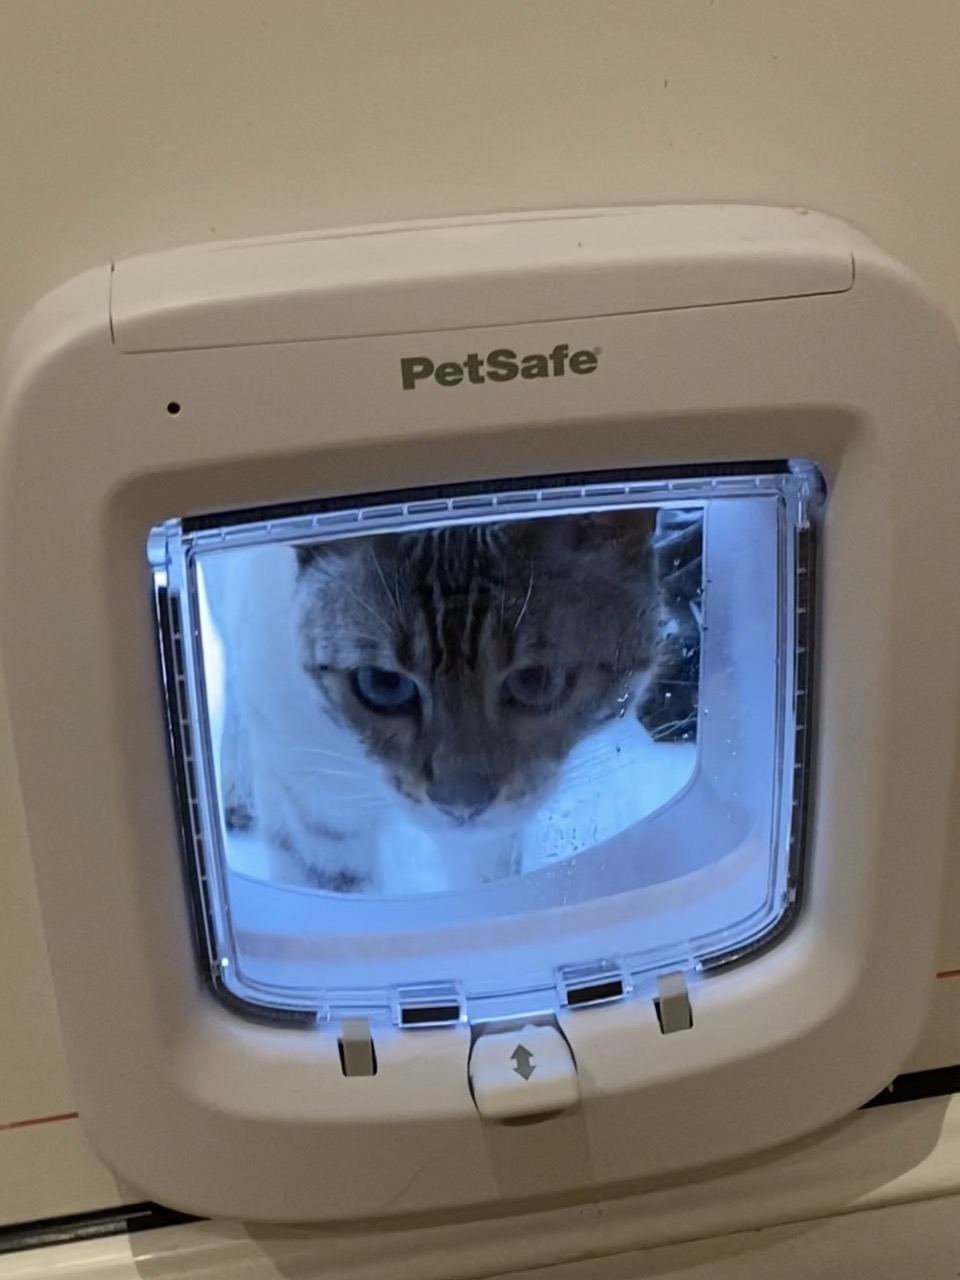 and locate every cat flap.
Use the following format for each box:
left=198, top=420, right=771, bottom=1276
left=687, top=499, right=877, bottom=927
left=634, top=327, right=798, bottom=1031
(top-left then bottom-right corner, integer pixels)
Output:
left=8, top=205, right=955, bottom=1222
left=150, top=463, right=819, bottom=1025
